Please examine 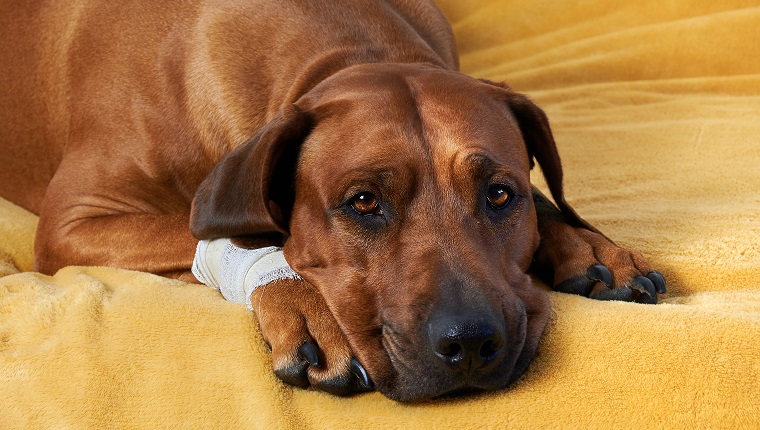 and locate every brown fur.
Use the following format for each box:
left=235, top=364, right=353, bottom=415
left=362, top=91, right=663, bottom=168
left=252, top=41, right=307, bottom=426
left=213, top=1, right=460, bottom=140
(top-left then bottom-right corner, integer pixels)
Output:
left=0, top=0, right=662, bottom=401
